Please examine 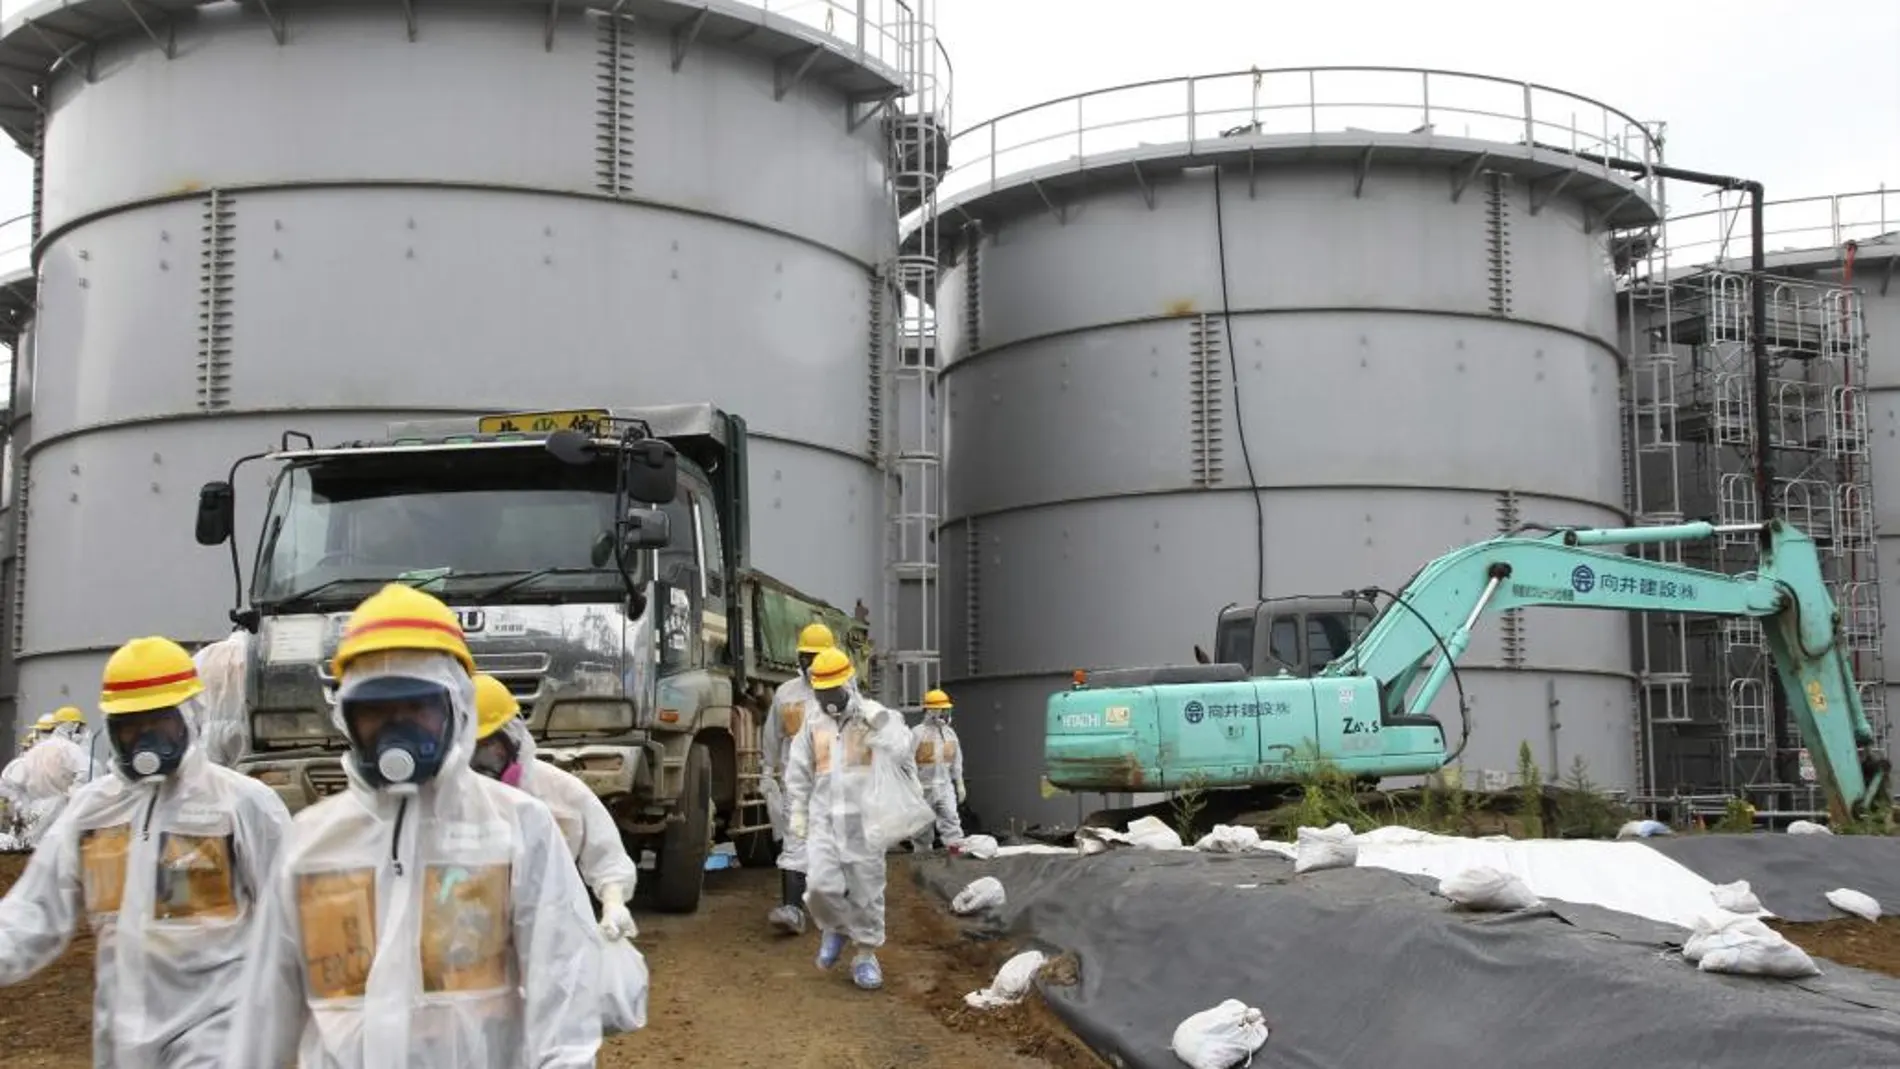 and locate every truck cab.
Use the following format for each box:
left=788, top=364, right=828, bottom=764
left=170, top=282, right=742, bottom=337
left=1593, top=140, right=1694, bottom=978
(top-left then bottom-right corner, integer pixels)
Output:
left=194, top=404, right=864, bottom=913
